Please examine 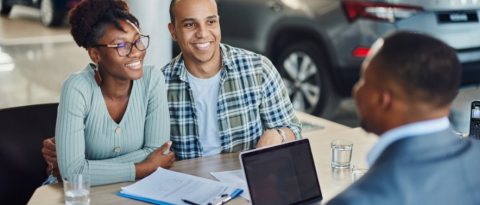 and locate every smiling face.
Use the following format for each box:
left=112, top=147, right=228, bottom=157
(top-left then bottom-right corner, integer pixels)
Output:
left=168, top=0, right=221, bottom=70
left=89, top=20, right=146, bottom=82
